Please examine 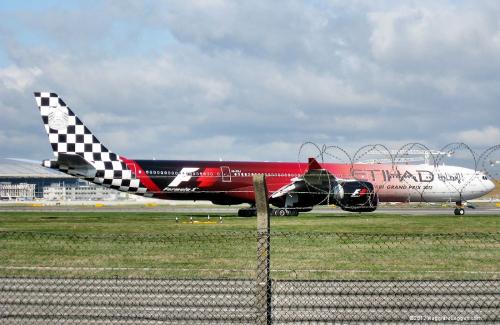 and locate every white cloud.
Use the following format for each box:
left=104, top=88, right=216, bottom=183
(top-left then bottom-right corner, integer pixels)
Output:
left=262, top=66, right=393, bottom=108
left=0, top=1, right=498, bottom=161
left=368, top=2, right=500, bottom=74
left=0, top=66, right=41, bottom=92
left=456, top=126, right=500, bottom=147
